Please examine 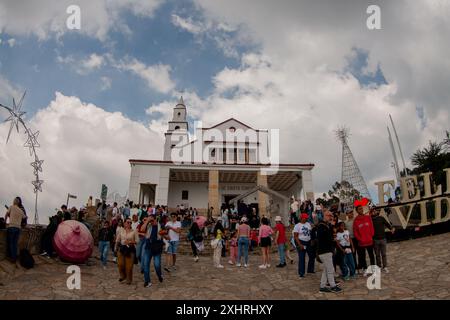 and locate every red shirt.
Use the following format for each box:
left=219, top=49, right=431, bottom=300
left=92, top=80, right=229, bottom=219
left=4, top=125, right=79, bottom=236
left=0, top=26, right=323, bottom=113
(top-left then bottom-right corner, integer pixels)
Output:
left=274, top=223, right=286, bottom=244
left=353, top=214, right=374, bottom=247
left=250, top=230, right=258, bottom=242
